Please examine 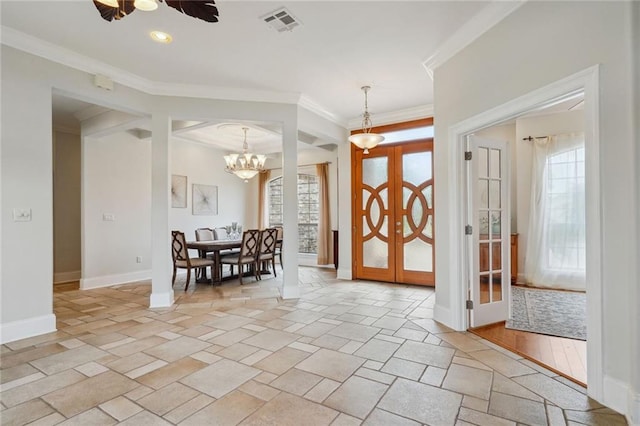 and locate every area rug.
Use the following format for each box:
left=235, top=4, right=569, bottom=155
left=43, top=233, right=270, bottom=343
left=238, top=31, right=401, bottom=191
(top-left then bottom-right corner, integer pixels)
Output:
left=506, top=286, right=586, bottom=340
